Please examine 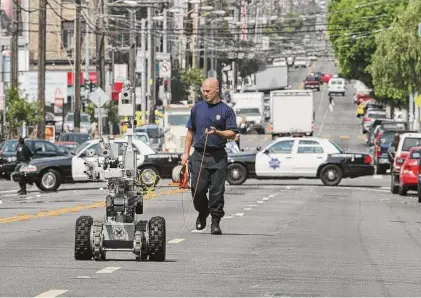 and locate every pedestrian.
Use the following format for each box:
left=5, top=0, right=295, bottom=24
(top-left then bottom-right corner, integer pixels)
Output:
left=329, top=95, right=335, bottom=112
left=181, top=77, right=239, bottom=235
left=15, top=137, right=33, bottom=195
